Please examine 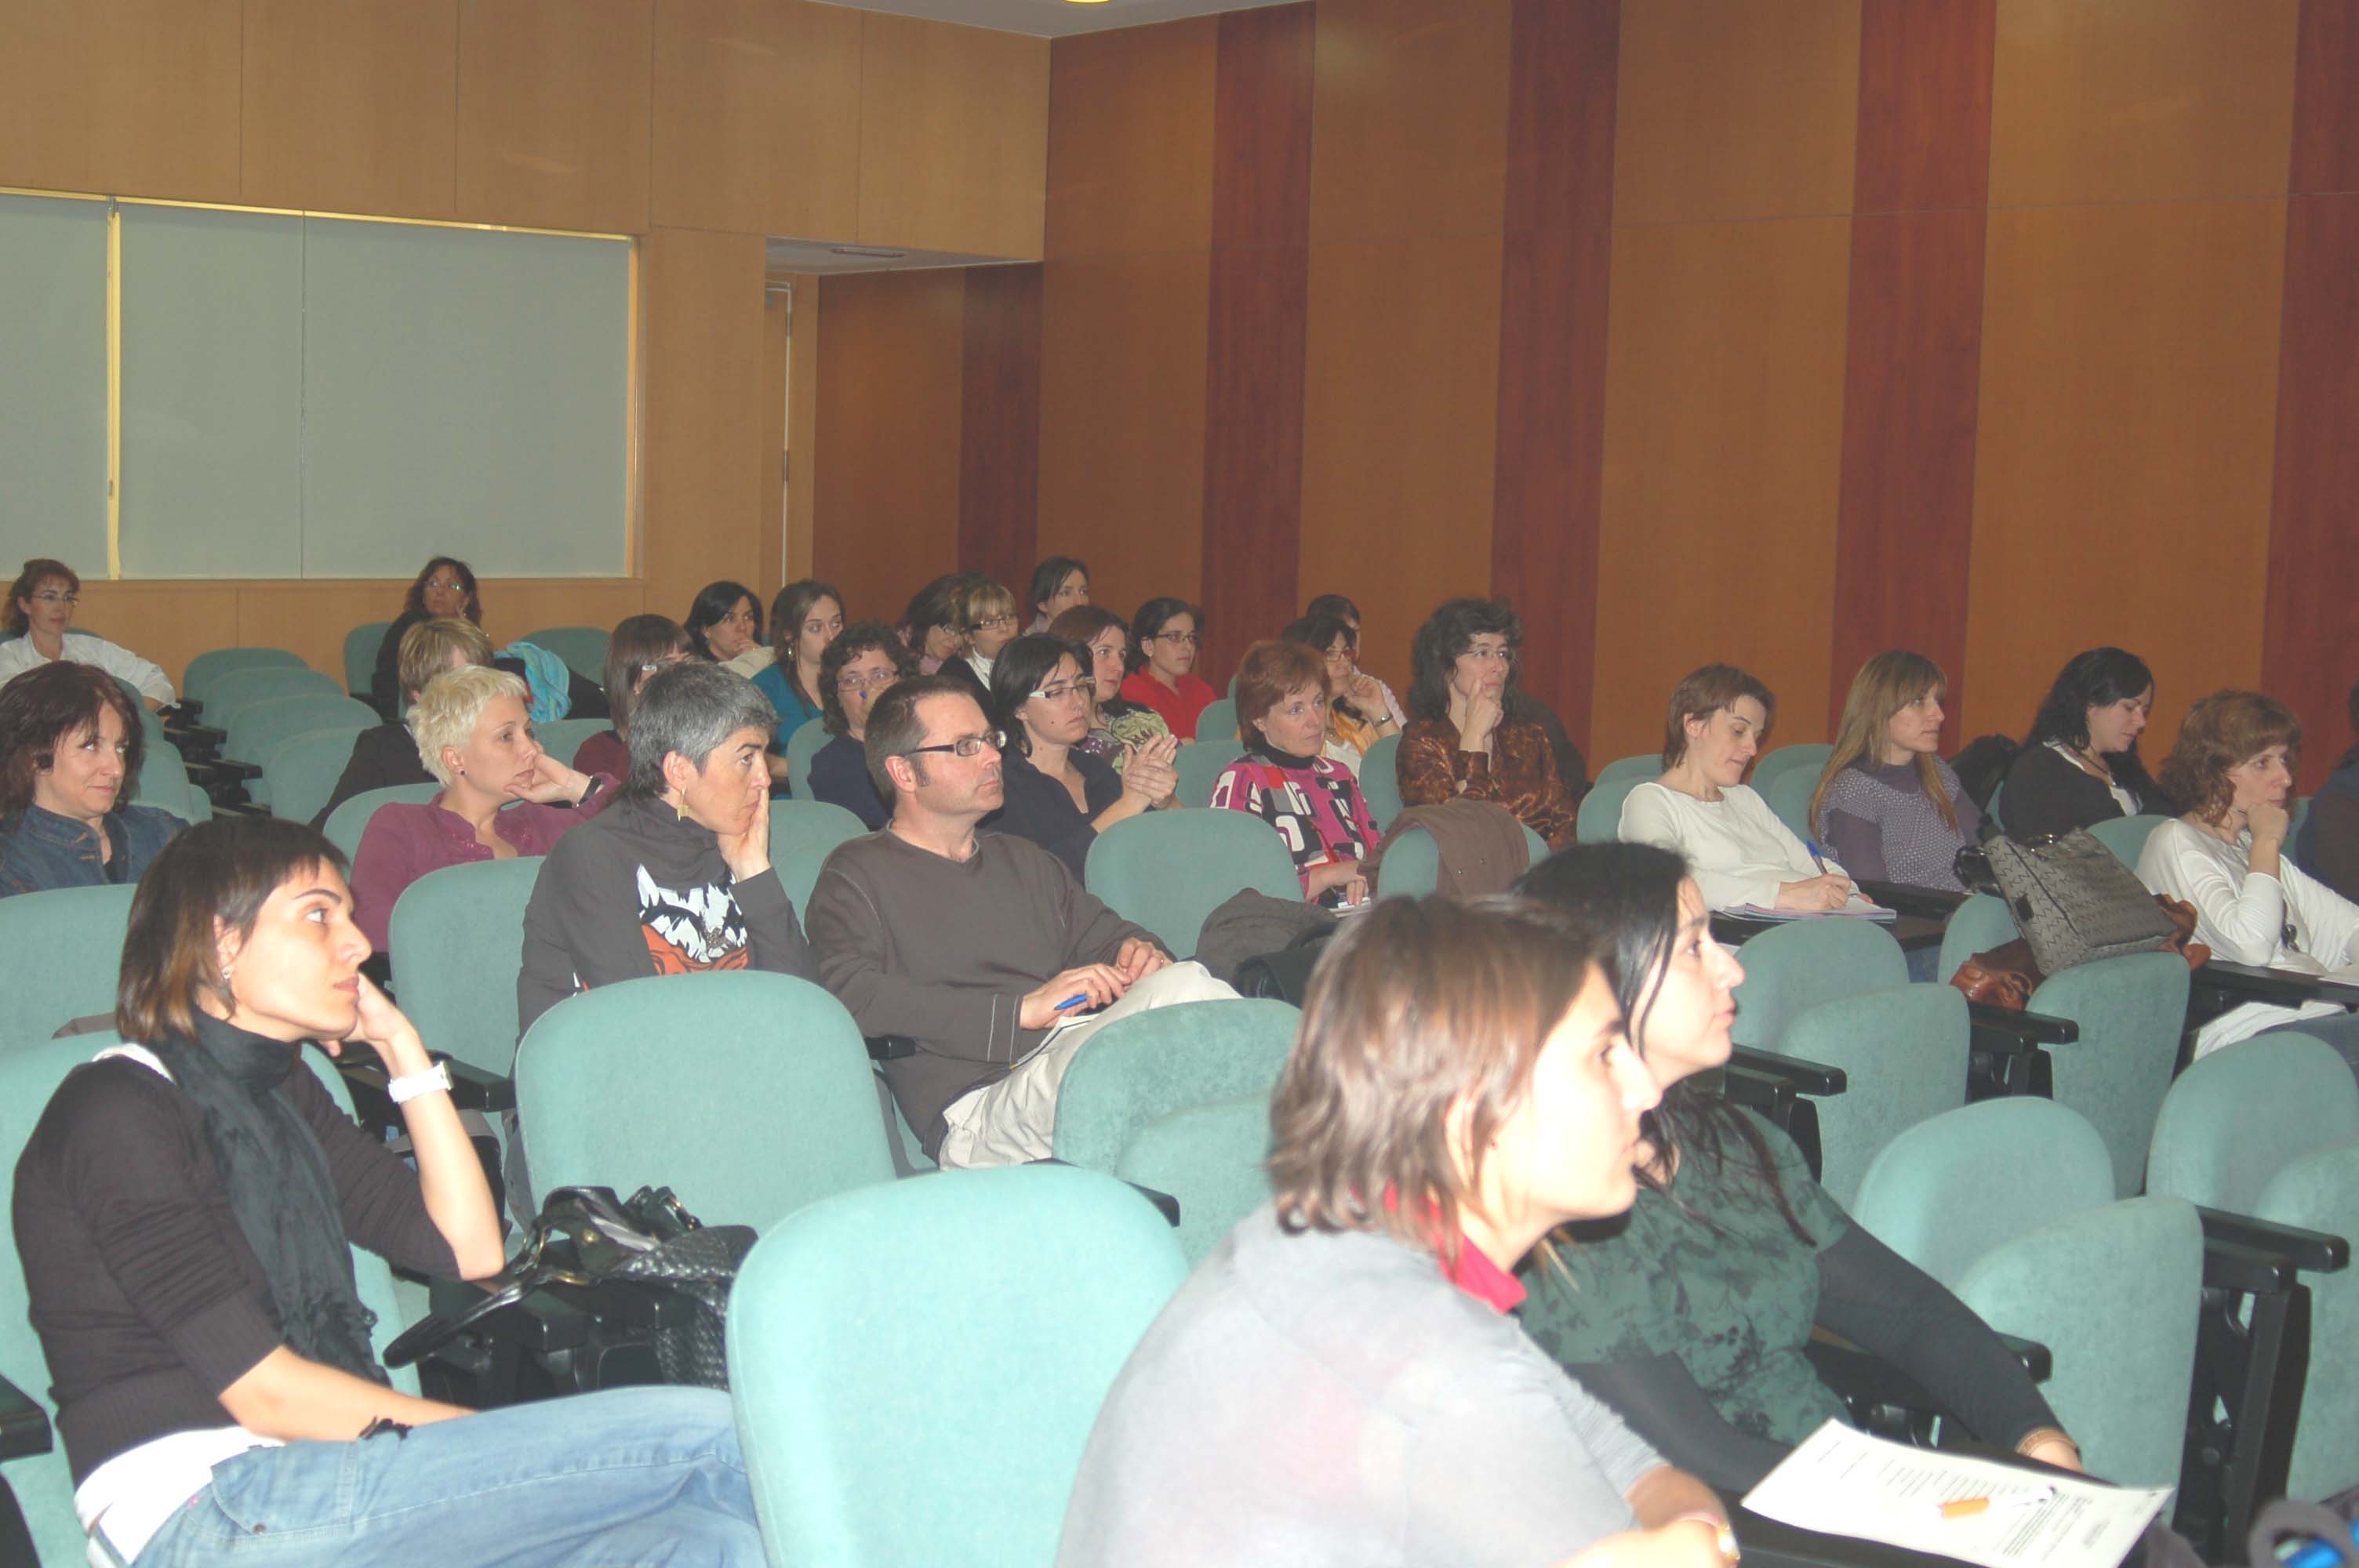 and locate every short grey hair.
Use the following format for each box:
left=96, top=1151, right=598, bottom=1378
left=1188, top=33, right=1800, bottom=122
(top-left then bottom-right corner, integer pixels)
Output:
left=626, top=660, right=777, bottom=799
left=408, top=665, right=529, bottom=786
